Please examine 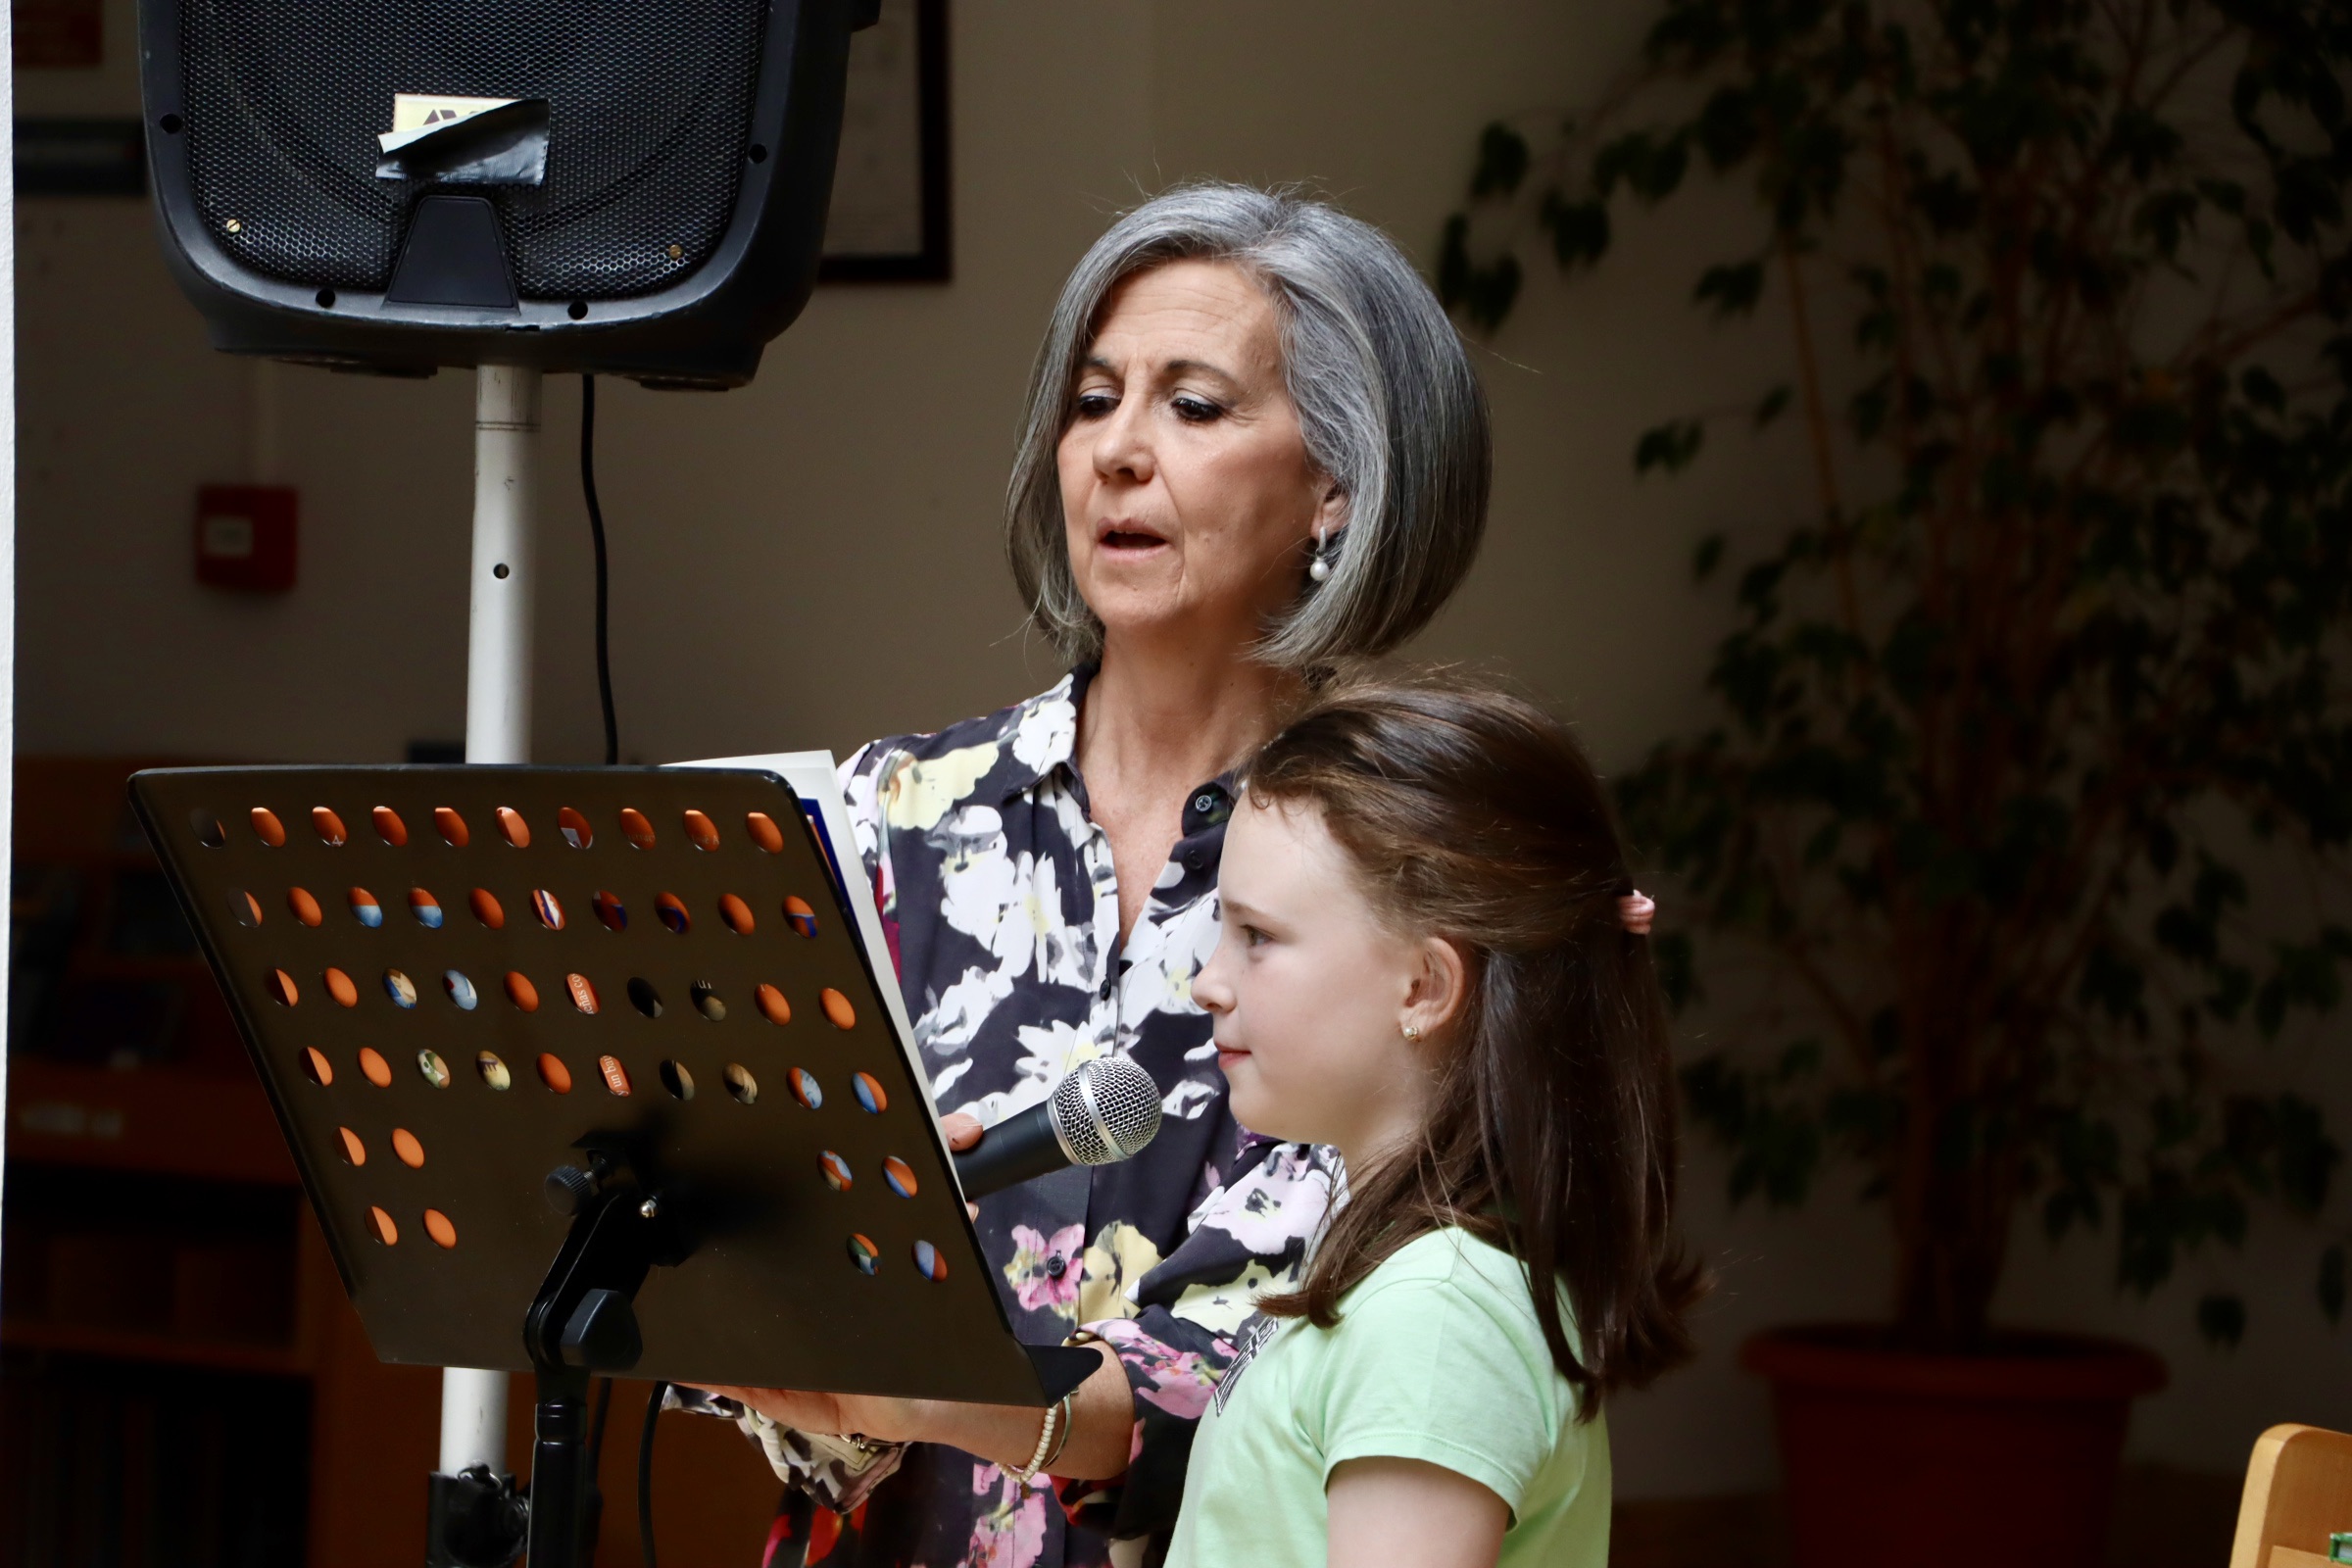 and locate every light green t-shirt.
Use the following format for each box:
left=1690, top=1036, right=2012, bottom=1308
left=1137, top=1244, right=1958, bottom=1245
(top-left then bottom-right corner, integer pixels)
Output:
left=1165, top=1227, right=1608, bottom=1568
